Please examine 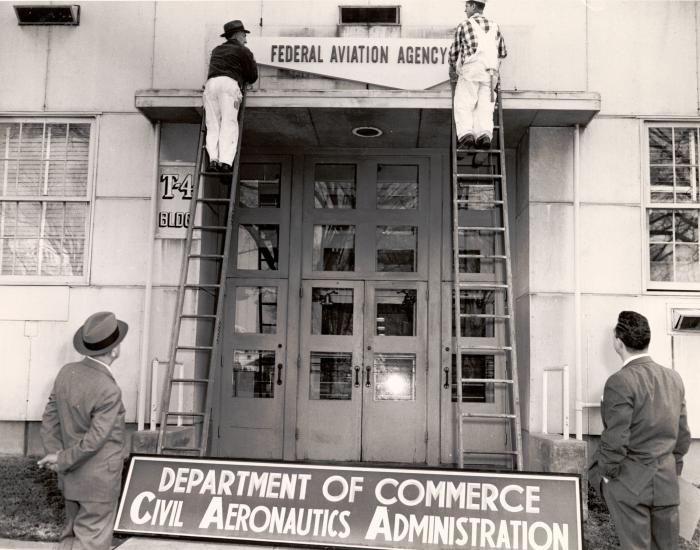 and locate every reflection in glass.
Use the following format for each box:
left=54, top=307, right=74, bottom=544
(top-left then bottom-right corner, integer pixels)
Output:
left=314, top=165, right=356, bottom=209
left=313, top=225, right=355, bottom=271
left=650, top=244, right=672, bottom=282
left=312, top=288, right=353, bottom=335
left=377, top=165, right=418, bottom=209
left=649, top=127, right=672, bottom=164
left=675, top=128, right=698, bottom=165
left=234, top=287, right=277, bottom=334
left=376, top=289, right=416, bottom=336
left=676, top=244, right=700, bottom=282
left=374, top=354, right=415, bottom=401
left=452, top=290, right=495, bottom=338
left=237, top=224, right=279, bottom=270
left=376, top=226, right=417, bottom=272
left=232, top=350, right=275, bottom=398
left=309, top=352, right=353, bottom=400
left=451, top=354, right=495, bottom=403
left=238, top=164, right=281, bottom=208
left=648, top=210, right=700, bottom=282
